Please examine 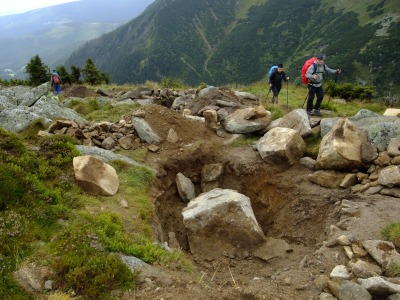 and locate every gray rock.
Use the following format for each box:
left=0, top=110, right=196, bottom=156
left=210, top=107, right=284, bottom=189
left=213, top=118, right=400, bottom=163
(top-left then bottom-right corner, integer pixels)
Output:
left=182, top=188, right=265, bottom=259
left=351, top=260, right=382, bottom=278
left=257, top=127, right=306, bottom=165
left=358, top=277, right=400, bottom=295
left=330, top=265, right=351, bottom=280
left=132, top=117, right=162, bottom=145
left=339, top=281, right=371, bottom=300
left=175, top=172, right=196, bottom=202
